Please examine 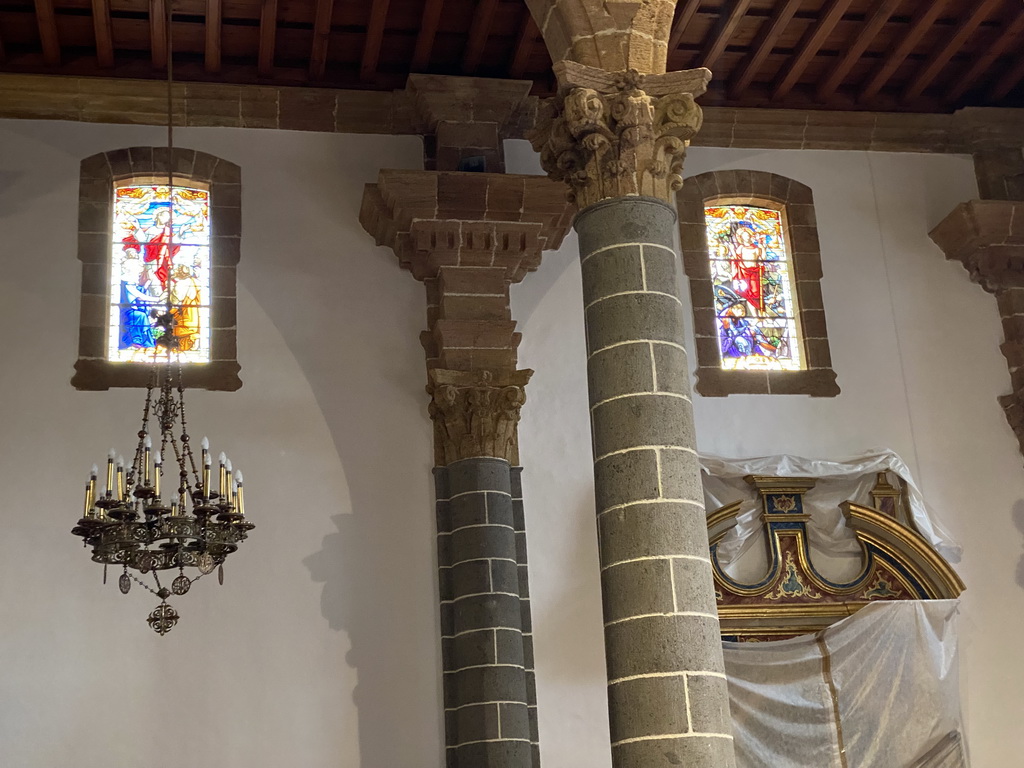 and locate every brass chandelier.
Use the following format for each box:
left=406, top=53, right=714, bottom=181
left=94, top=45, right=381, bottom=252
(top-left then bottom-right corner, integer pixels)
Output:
left=70, top=0, right=253, bottom=635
